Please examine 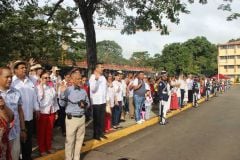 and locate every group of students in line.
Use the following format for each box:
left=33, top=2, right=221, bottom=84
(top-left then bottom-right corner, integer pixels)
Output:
left=0, top=60, right=231, bottom=160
